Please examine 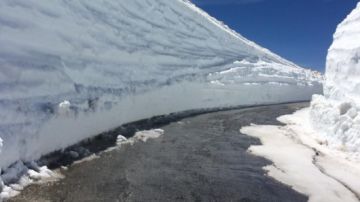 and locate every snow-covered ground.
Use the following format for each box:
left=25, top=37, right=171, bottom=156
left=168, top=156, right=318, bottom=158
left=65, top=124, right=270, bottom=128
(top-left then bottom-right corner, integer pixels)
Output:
left=241, top=124, right=360, bottom=202
left=240, top=3, right=360, bottom=201
left=0, top=0, right=321, bottom=195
